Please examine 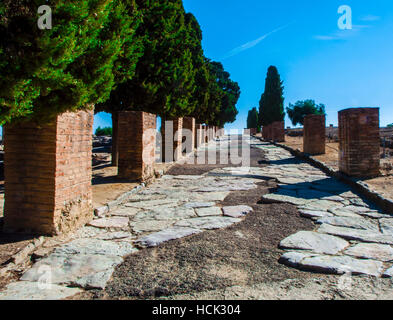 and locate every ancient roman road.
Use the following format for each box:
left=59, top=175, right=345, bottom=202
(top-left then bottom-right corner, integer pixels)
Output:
left=1, top=135, right=393, bottom=300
